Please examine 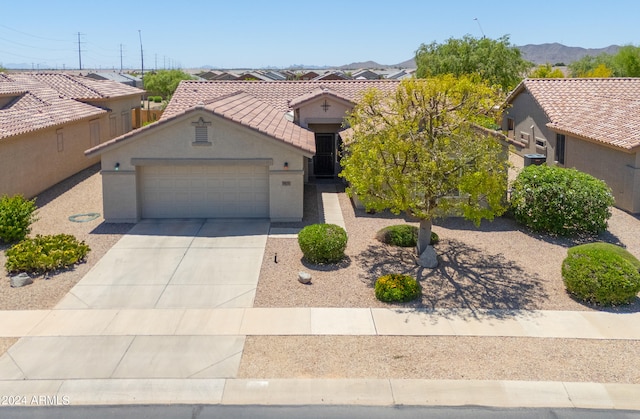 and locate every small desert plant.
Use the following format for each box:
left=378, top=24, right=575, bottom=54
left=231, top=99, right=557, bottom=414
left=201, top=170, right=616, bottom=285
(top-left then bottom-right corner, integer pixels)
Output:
left=375, top=273, right=421, bottom=303
left=5, top=234, right=90, bottom=274
left=375, top=224, right=439, bottom=247
left=562, top=242, right=640, bottom=306
left=510, top=165, right=614, bottom=236
left=298, top=223, right=347, bottom=264
left=0, top=194, right=38, bottom=244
